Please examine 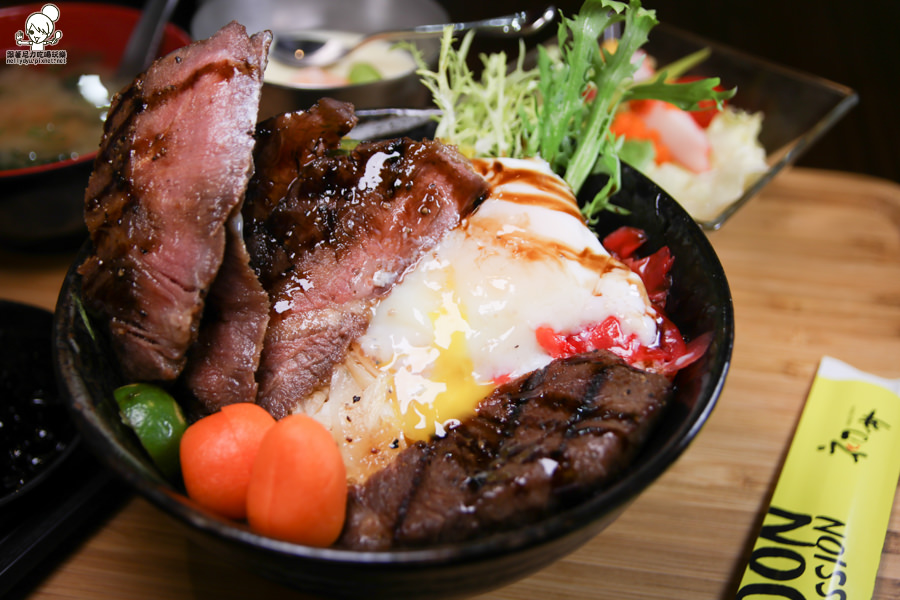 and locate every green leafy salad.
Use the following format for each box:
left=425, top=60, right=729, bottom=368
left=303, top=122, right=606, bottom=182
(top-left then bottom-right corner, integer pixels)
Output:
left=410, top=0, right=734, bottom=223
